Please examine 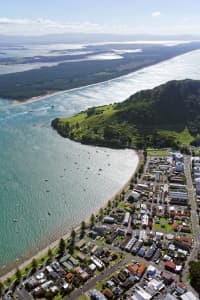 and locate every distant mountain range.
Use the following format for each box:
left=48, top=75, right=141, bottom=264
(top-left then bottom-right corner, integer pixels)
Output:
left=0, top=33, right=200, bottom=45
left=52, top=79, right=200, bottom=149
